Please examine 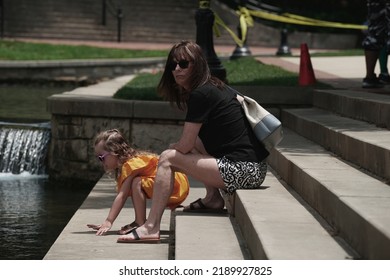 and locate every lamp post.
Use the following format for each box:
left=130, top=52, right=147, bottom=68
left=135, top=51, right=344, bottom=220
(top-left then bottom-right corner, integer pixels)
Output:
left=276, top=28, right=291, bottom=55
left=230, top=0, right=252, bottom=59
left=0, top=0, right=4, bottom=38
left=276, top=0, right=291, bottom=55
left=195, top=0, right=226, bottom=81
left=230, top=22, right=252, bottom=59
left=116, top=7, right=123, bottom=42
